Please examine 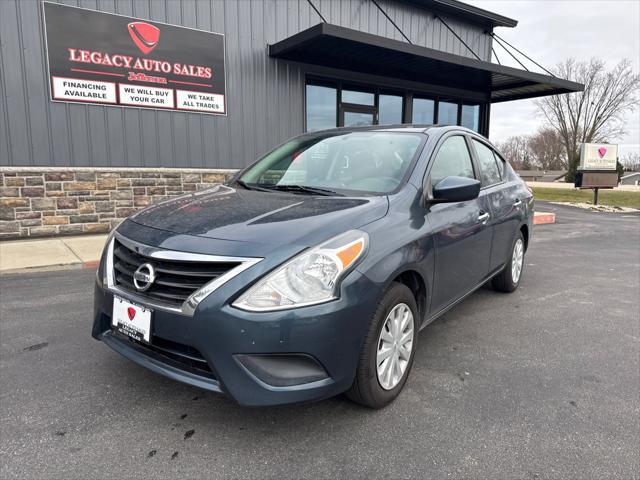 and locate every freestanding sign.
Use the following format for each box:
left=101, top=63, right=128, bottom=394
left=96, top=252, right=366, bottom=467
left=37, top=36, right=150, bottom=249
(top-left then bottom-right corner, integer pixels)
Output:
left=575, top=143, right=619, bottom=204
left=43, top=2, right=226, bottom=115
left=579, top=143, right=618, bottom=170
